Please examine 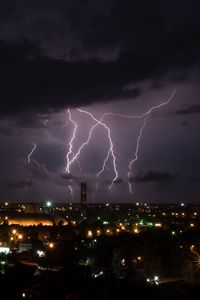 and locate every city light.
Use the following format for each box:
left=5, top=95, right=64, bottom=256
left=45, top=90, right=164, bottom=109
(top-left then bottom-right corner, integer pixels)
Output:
left=121, top=259, right=126, bottom=266
left=146, top=275, right=159, bottom=285
left=103, top=221, right=109, bottom=225
left=46, top=201, right=52, bottom=207
left=37, top=250, right=45, bottom=257
left=96, top=229, right=101, bottom=236
left=0, top=247, right=10, bottom=254
left=48, top=242, right=54, bottom=249
left=87, top=230, right=93, bottom=238
left=190, top=245, right=195, bottom=251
